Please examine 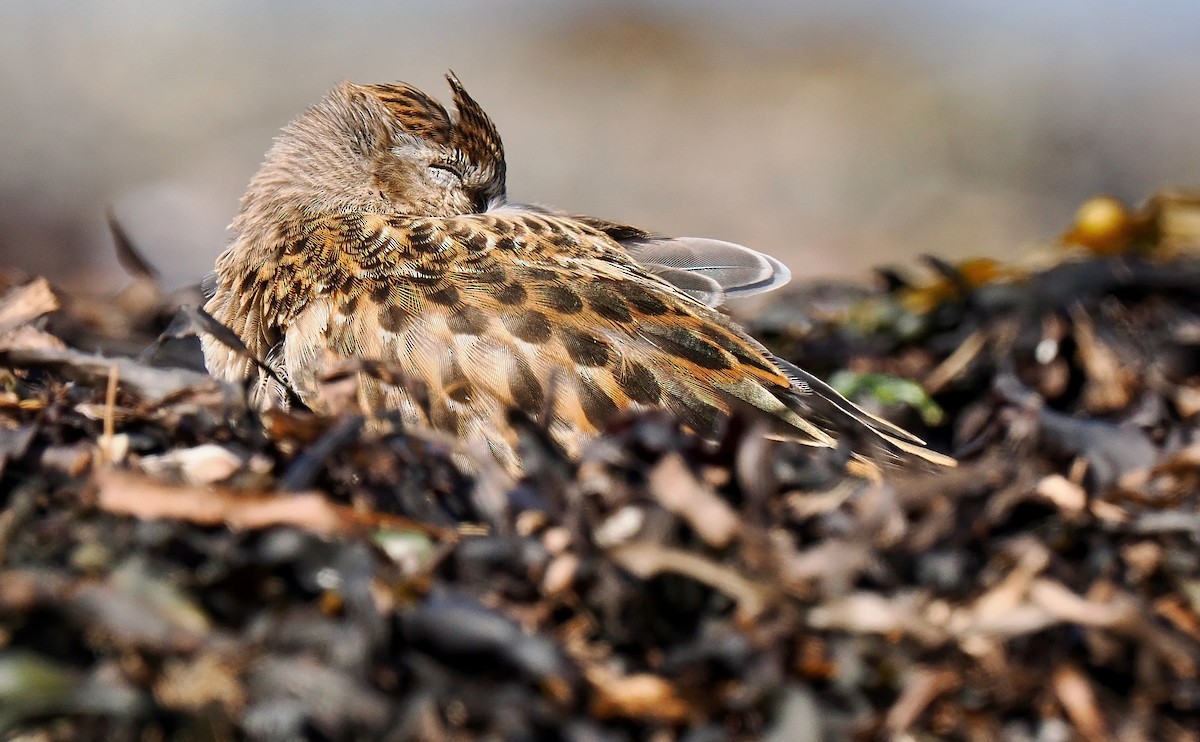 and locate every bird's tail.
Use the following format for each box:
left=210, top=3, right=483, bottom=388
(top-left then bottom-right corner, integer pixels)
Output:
left=772, top=356, right=957, bottom=468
